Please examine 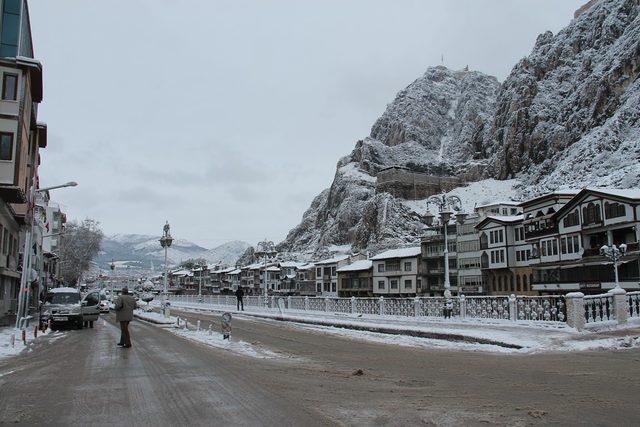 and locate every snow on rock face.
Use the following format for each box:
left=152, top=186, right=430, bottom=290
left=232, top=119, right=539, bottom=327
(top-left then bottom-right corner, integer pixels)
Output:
left=279, top=67, right=499, bottom=256
left=281, top=0, right=639, bottom=256
left=489, top=0, right=640, bottom=190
